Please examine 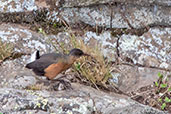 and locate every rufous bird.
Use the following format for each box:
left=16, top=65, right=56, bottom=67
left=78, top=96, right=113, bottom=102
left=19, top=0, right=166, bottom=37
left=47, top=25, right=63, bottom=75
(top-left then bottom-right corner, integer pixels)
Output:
left=26, top=48, right=89, bottom=80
